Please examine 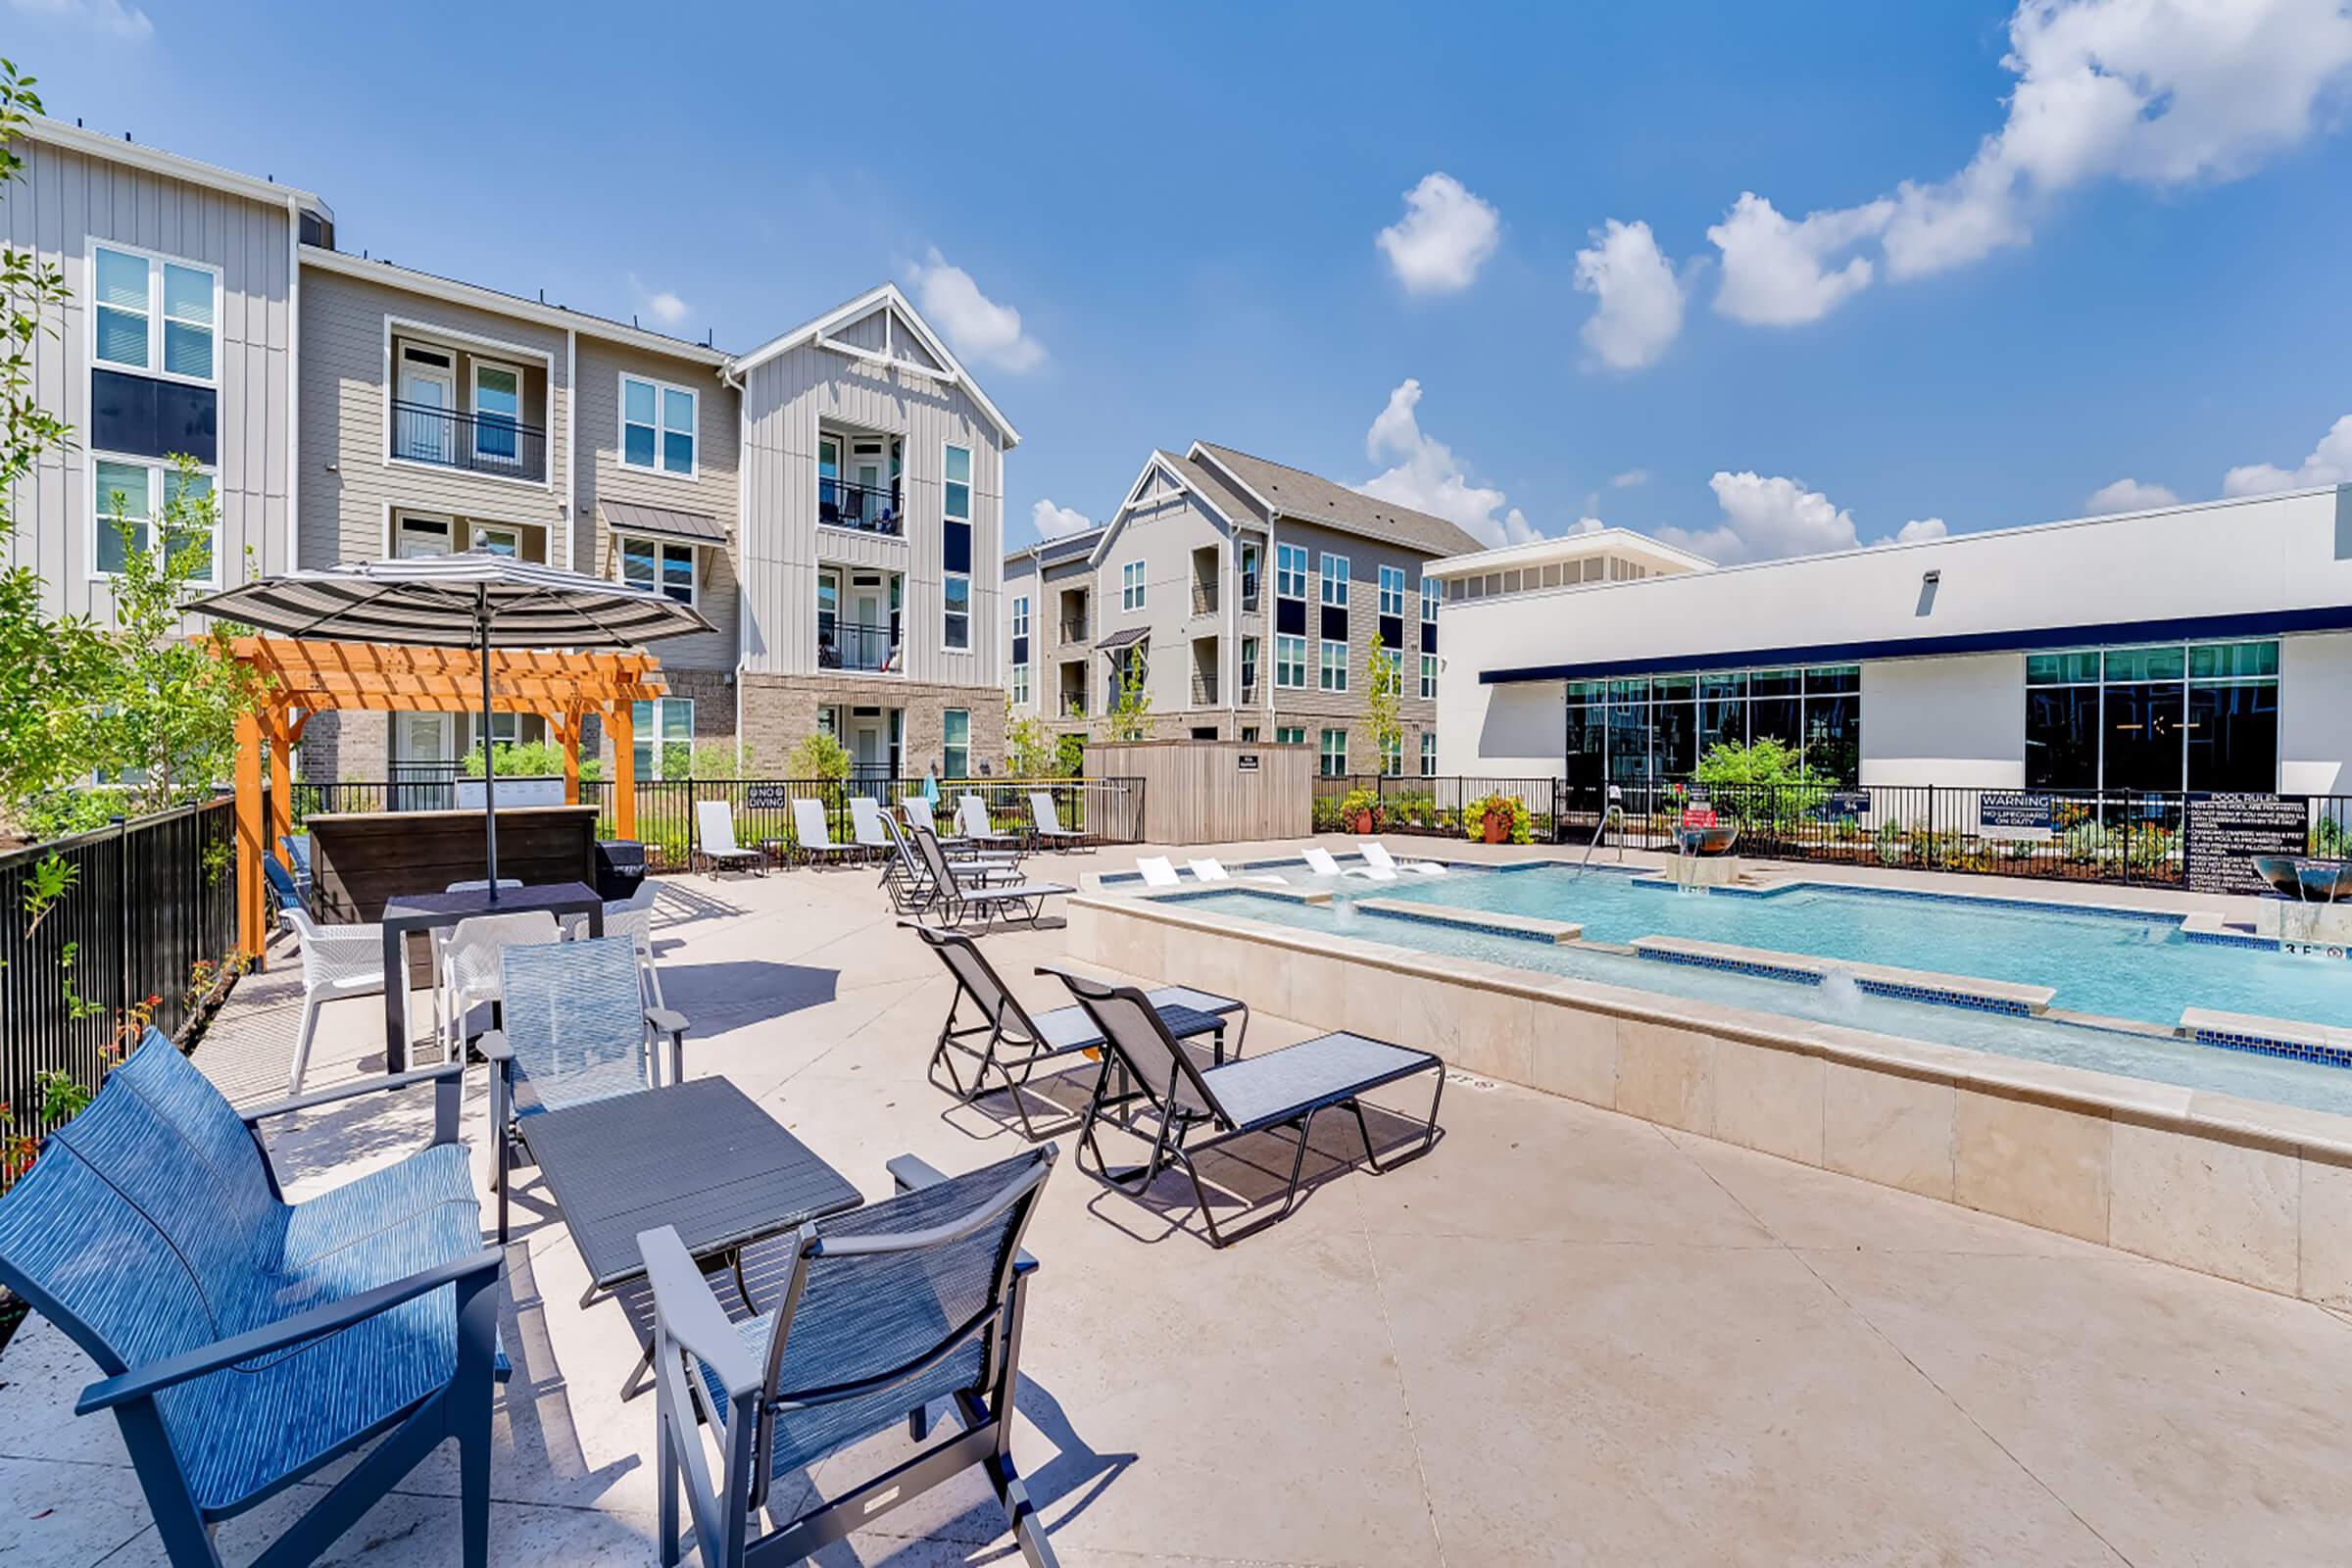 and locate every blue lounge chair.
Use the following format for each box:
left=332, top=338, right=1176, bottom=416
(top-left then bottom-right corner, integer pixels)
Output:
left=0, top=1030, right=501, bottom=1568
left=642, top=1145, right=1060, bottom=1567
